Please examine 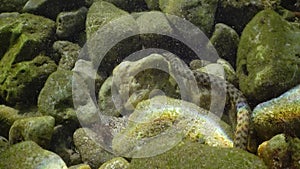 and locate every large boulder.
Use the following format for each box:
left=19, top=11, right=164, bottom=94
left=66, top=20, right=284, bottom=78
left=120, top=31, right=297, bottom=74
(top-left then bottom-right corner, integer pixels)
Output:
left=129, top=141, right=267, bottom=169
left=237, top=9, right=300, bottom=103
left=0, top=141, right=67, bottom=169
